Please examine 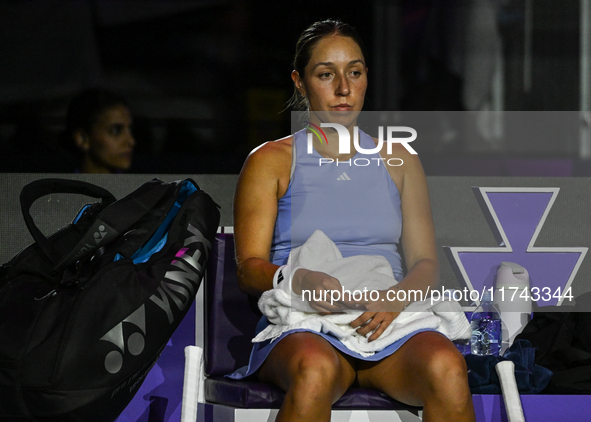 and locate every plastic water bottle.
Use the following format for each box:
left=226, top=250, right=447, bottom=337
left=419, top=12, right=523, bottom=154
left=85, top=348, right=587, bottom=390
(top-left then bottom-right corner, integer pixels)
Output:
left=470, top=289, right=502, bottom=356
